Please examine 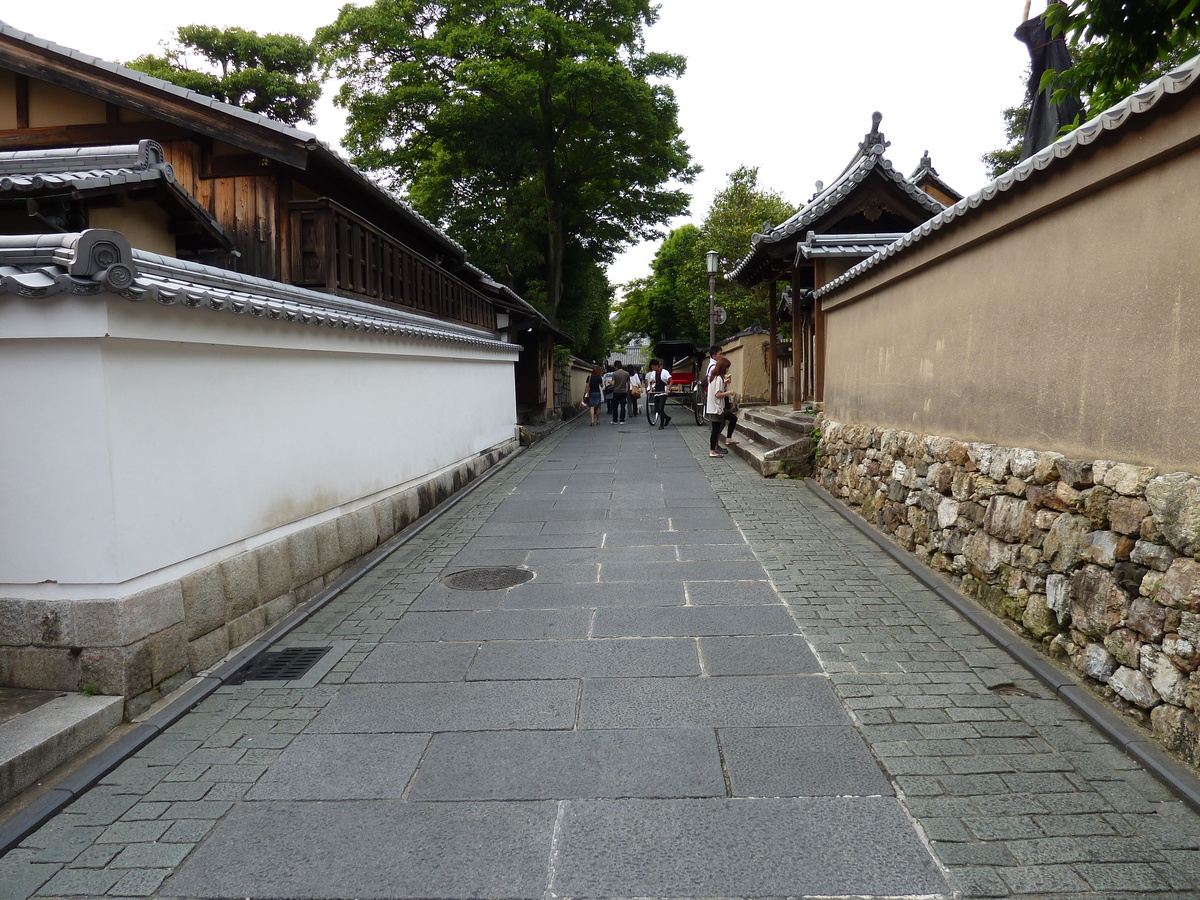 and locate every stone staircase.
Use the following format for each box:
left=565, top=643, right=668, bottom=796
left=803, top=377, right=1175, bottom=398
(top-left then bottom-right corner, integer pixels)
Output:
left=0, top=689, right=123, bottom=807
left=726, top=405, right=817, bottom=477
